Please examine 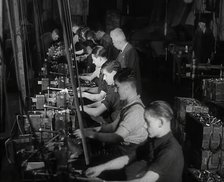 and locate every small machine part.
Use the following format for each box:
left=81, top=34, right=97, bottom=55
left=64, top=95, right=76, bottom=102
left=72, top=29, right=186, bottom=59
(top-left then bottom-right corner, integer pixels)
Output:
left=189, top=168, right=223, bottom=182
left=36, top=95, right=45, bottom=110
left=203, top=78, right=224, bottom=102
left=41, top=78, right=49, bottom=91
left=54, top=110, right=70, bottom=131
